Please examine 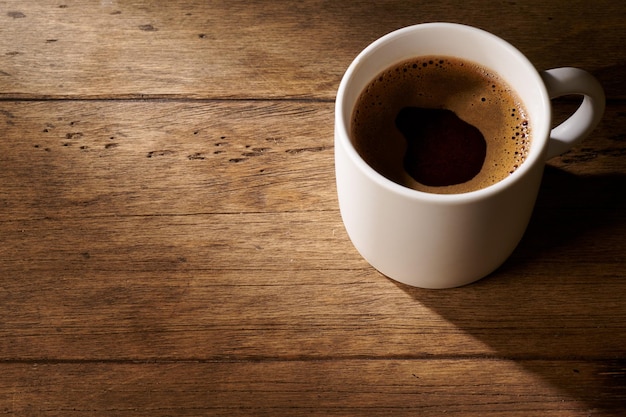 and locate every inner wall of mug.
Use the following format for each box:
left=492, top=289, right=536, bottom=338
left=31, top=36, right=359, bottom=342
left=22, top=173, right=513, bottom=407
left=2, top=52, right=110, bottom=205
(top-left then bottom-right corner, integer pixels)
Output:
left=339, top=23, right=551, bottom=196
